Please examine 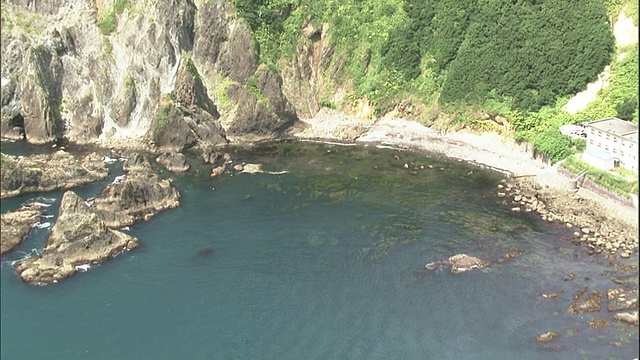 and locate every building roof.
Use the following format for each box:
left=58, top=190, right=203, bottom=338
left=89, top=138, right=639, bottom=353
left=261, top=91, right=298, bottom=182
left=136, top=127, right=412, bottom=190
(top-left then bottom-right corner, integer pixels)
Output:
left=584, top=117, right=638, bottom=138
left=584, top=147, right=617, bottom=160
